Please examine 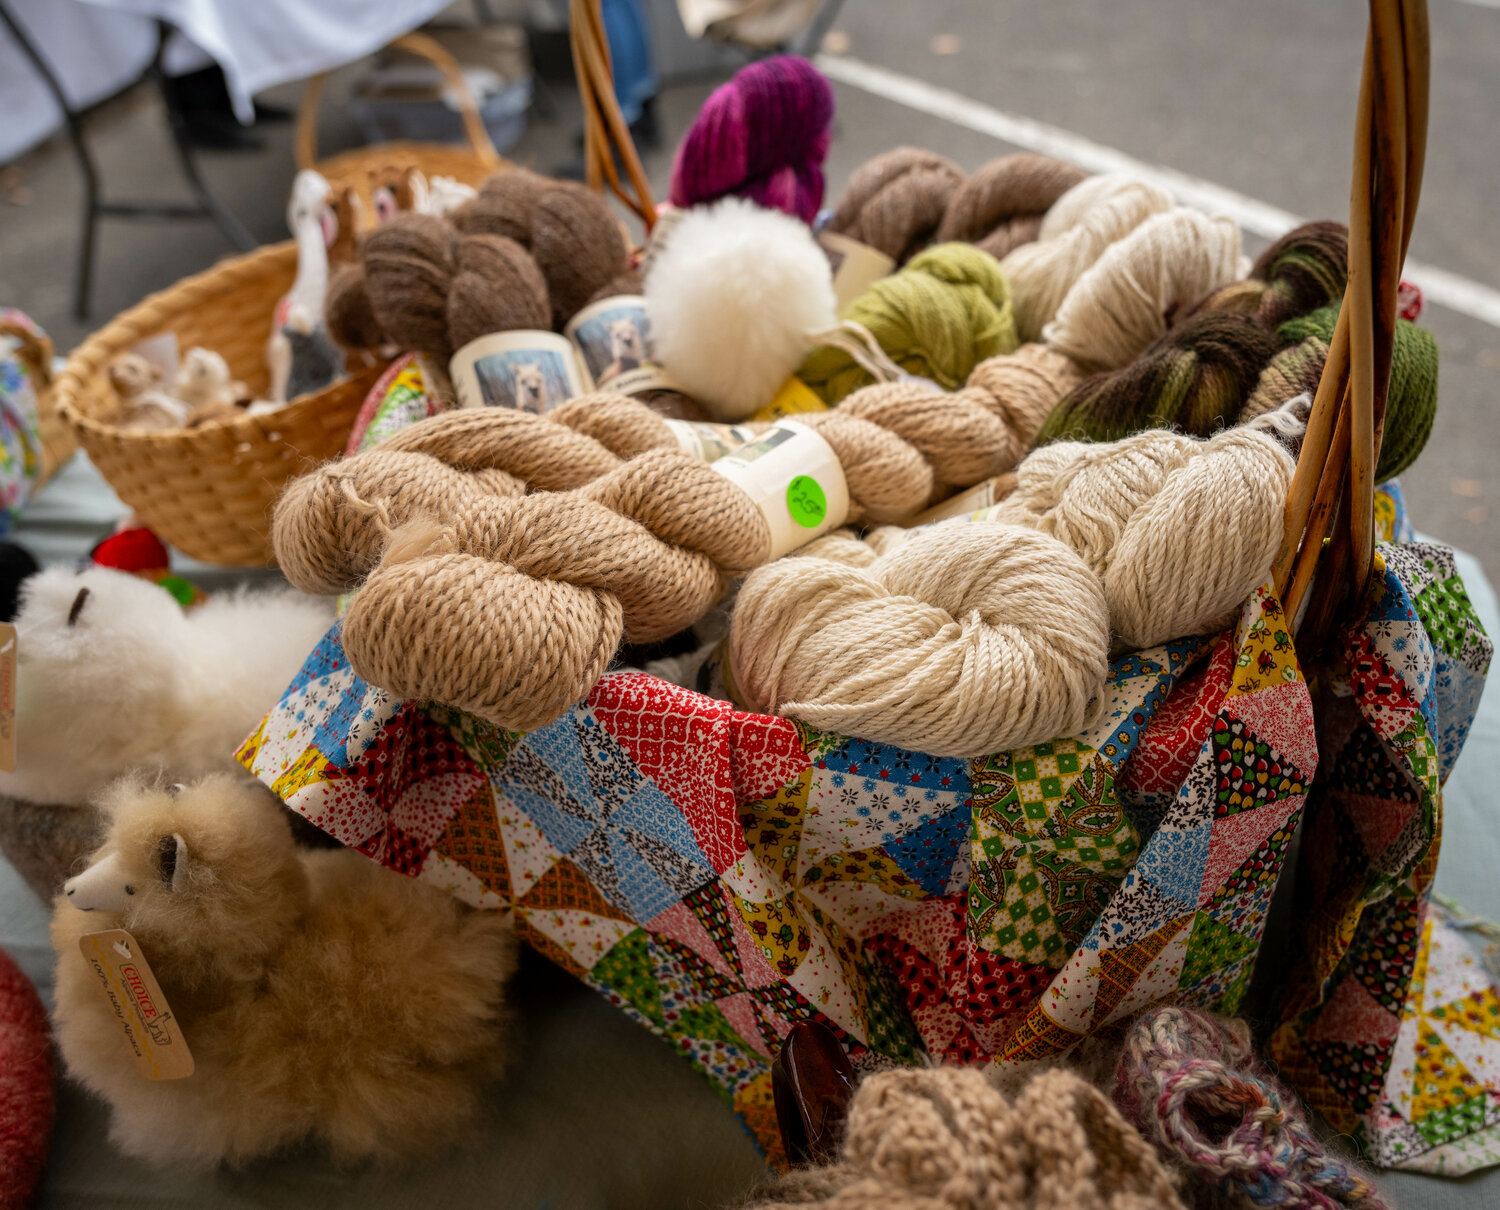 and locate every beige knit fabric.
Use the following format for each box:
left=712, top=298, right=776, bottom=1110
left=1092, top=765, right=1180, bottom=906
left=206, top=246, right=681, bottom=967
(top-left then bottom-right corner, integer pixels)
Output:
left=745, top=1066, right=1185, bottom=1210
